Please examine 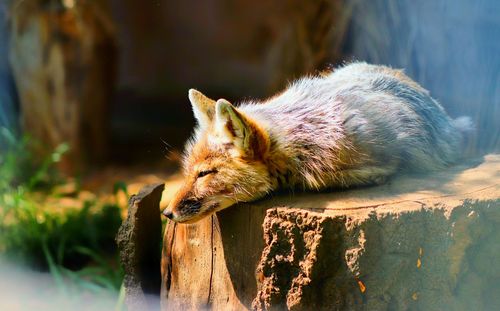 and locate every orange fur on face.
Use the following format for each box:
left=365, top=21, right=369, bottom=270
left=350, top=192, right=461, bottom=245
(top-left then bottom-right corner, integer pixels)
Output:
left=165, top=97, right=273, bottom=223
